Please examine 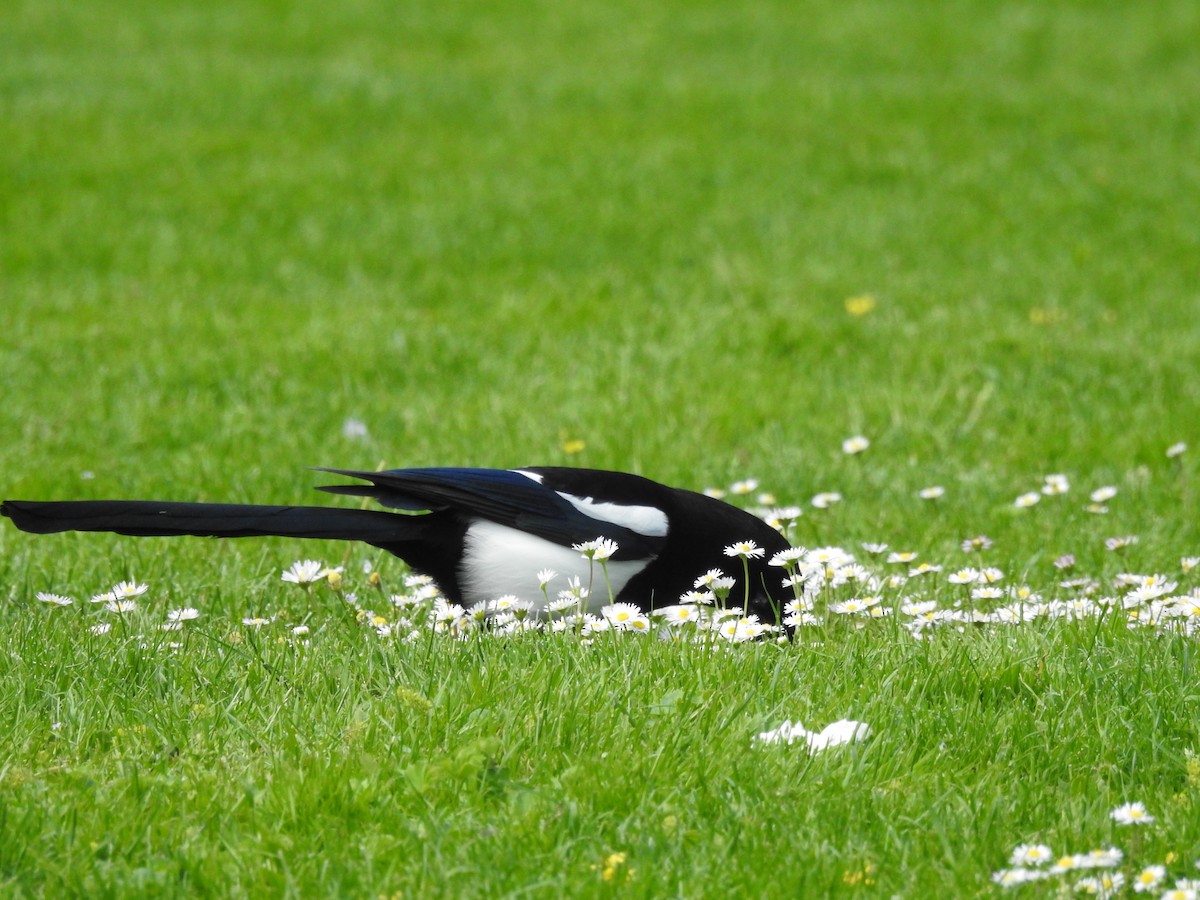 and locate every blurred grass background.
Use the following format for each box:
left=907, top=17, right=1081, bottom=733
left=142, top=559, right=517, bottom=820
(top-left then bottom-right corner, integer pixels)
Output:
left=2, top=0, right=1200, bottom=894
